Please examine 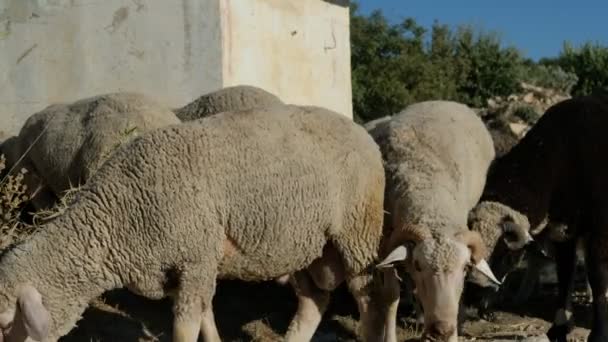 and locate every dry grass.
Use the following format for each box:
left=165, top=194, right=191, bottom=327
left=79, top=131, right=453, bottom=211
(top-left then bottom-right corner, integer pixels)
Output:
left=31, top=184, right=82, bottom=224
left=0, top=154, right=35, bottom=250
left=1, top=125, right=137, bottom=235
left=0, top=153, right=83, bottom=252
